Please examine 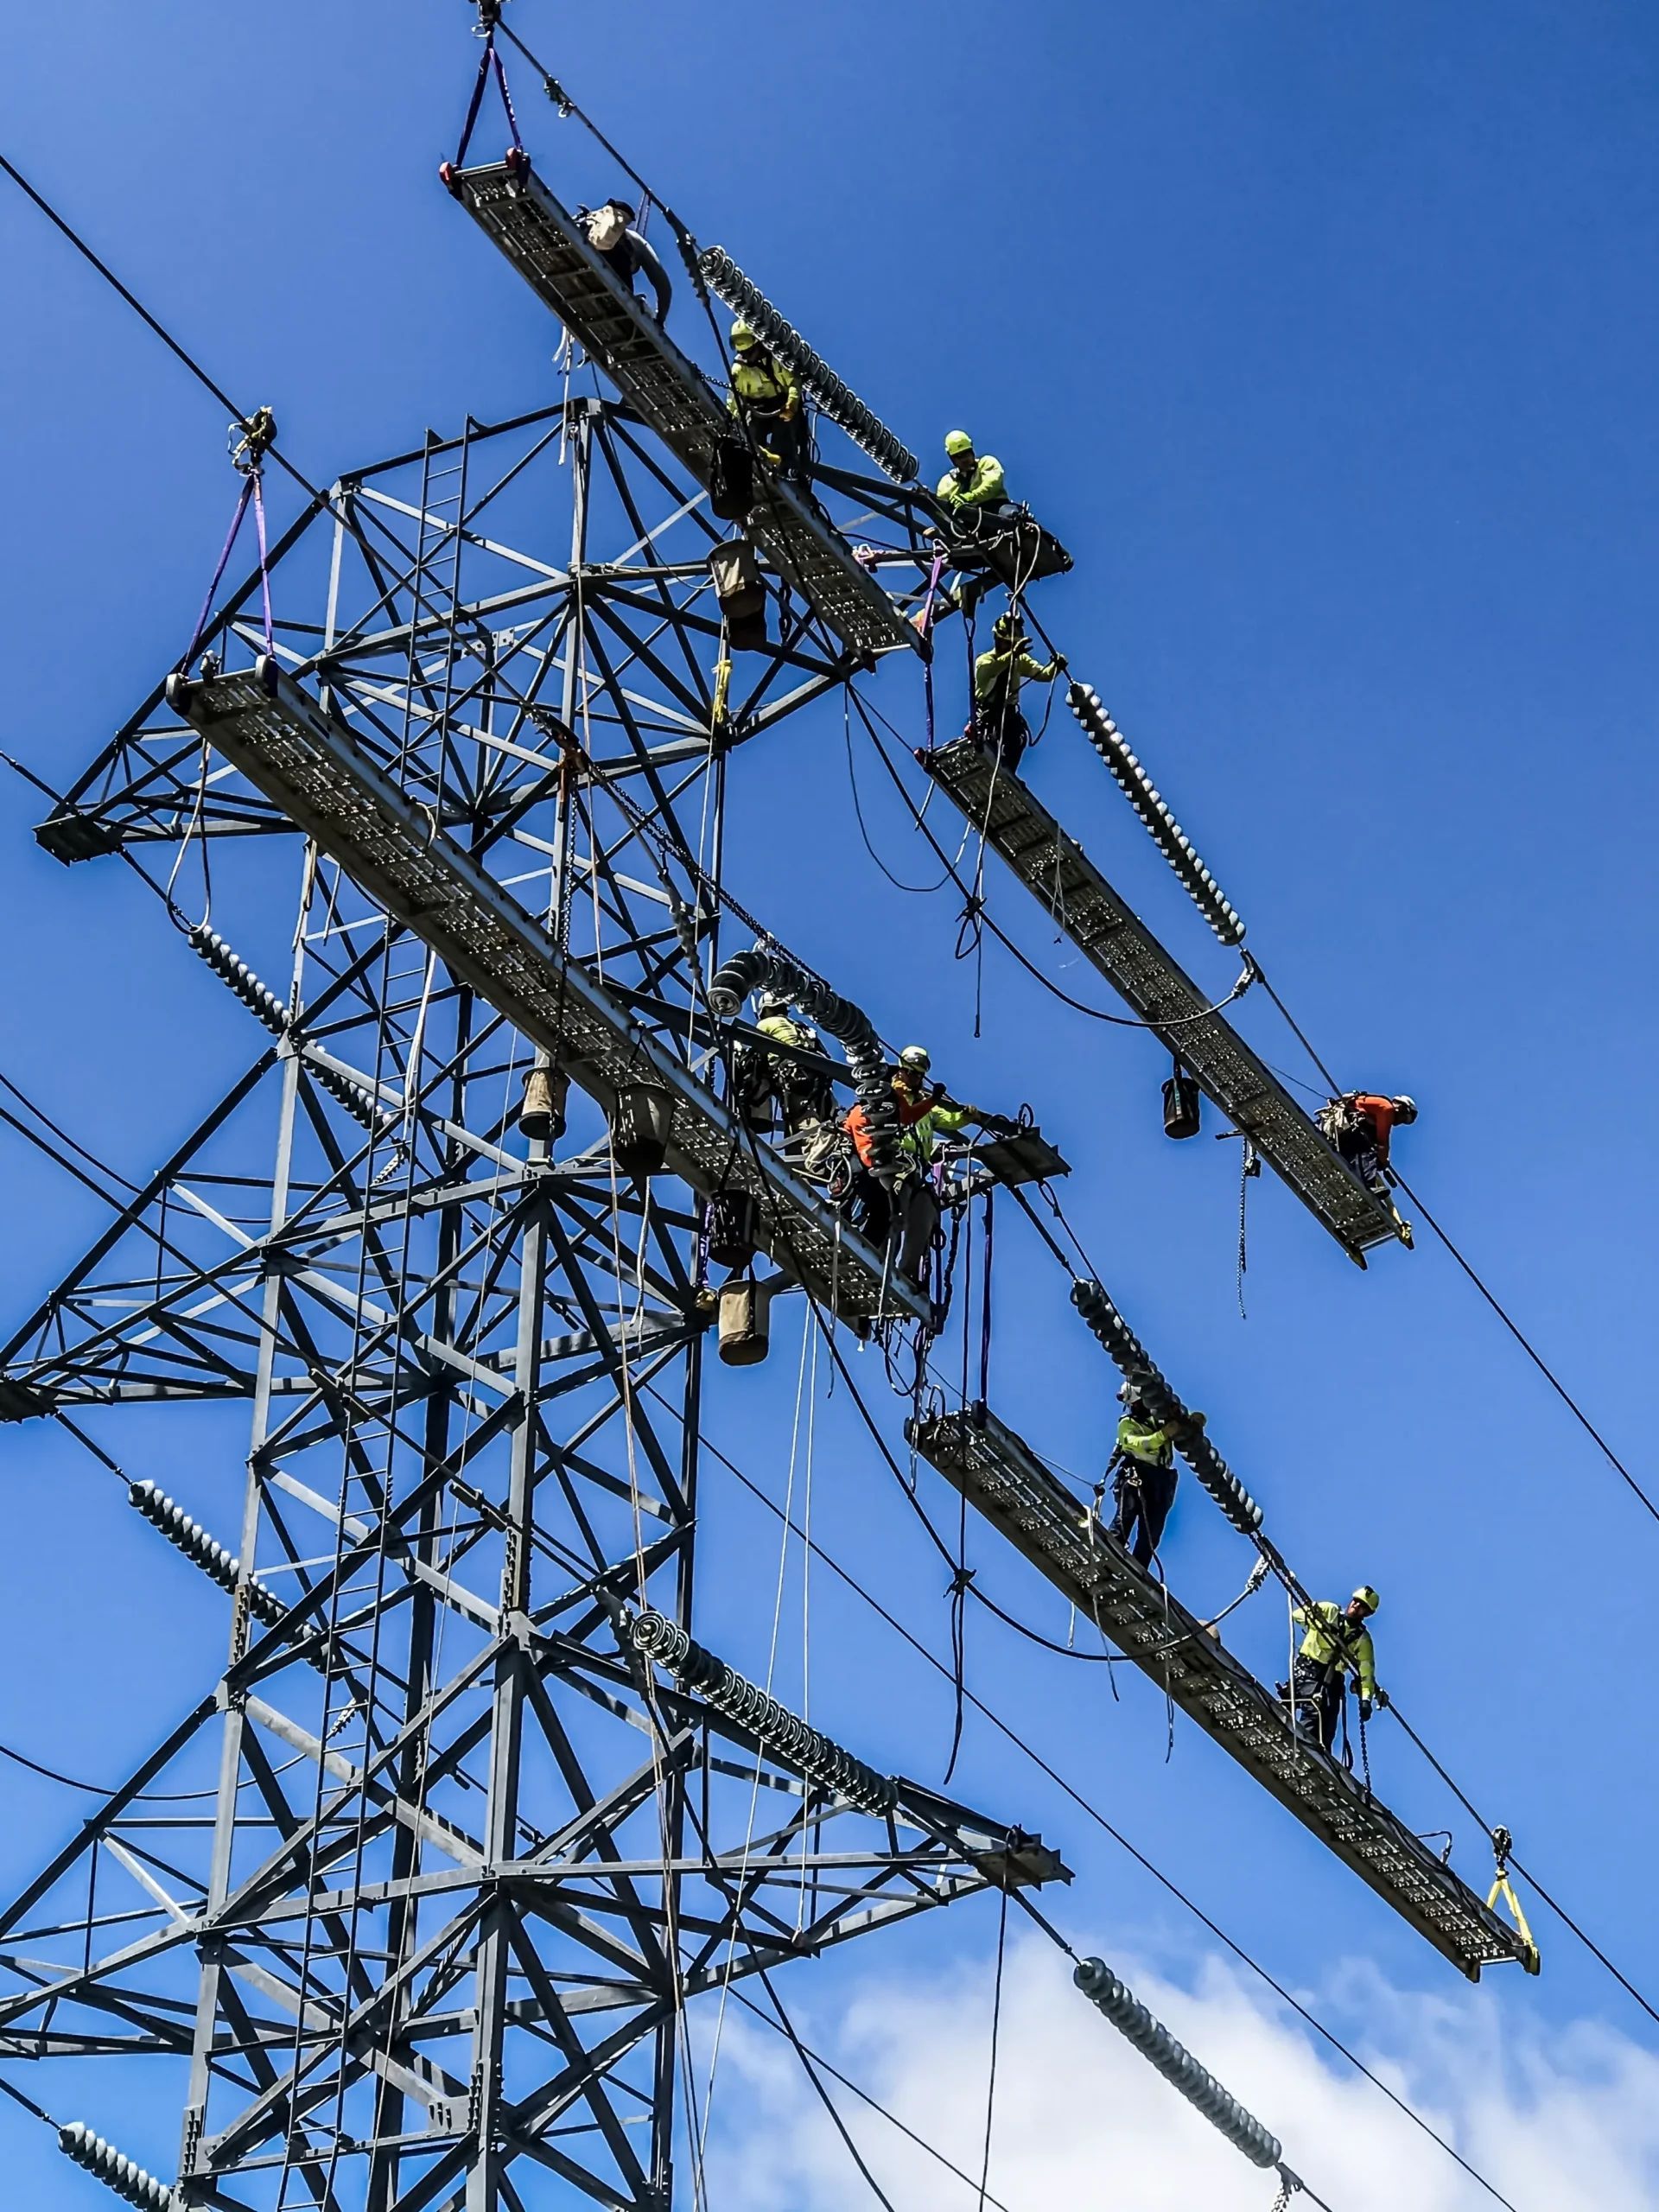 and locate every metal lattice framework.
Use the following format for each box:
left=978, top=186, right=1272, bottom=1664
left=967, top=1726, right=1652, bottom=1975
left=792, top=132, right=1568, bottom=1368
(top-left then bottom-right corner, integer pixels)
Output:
left=0, top=402, right=1060, bottom=2211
